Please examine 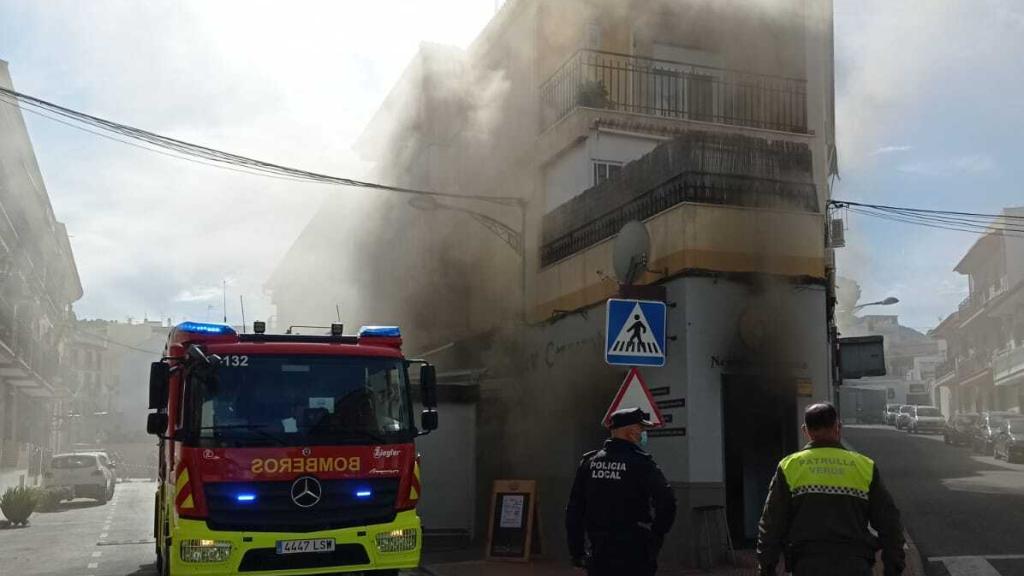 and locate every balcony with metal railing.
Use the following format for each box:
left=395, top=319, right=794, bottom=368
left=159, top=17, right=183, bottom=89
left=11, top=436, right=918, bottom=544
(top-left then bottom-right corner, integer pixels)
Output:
left=540, top=129, right=817, bottom=268
left=540, top=50, right=809, bottom=134
left=0, top=301, right=63, bottom=396
left=957, top=353, right=992, bottom=381
left=935, top=357, right=958, bottom=383
left=993, top=346, right=1024, bottom=386
left=957, top=279, right=1009, bottom=325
